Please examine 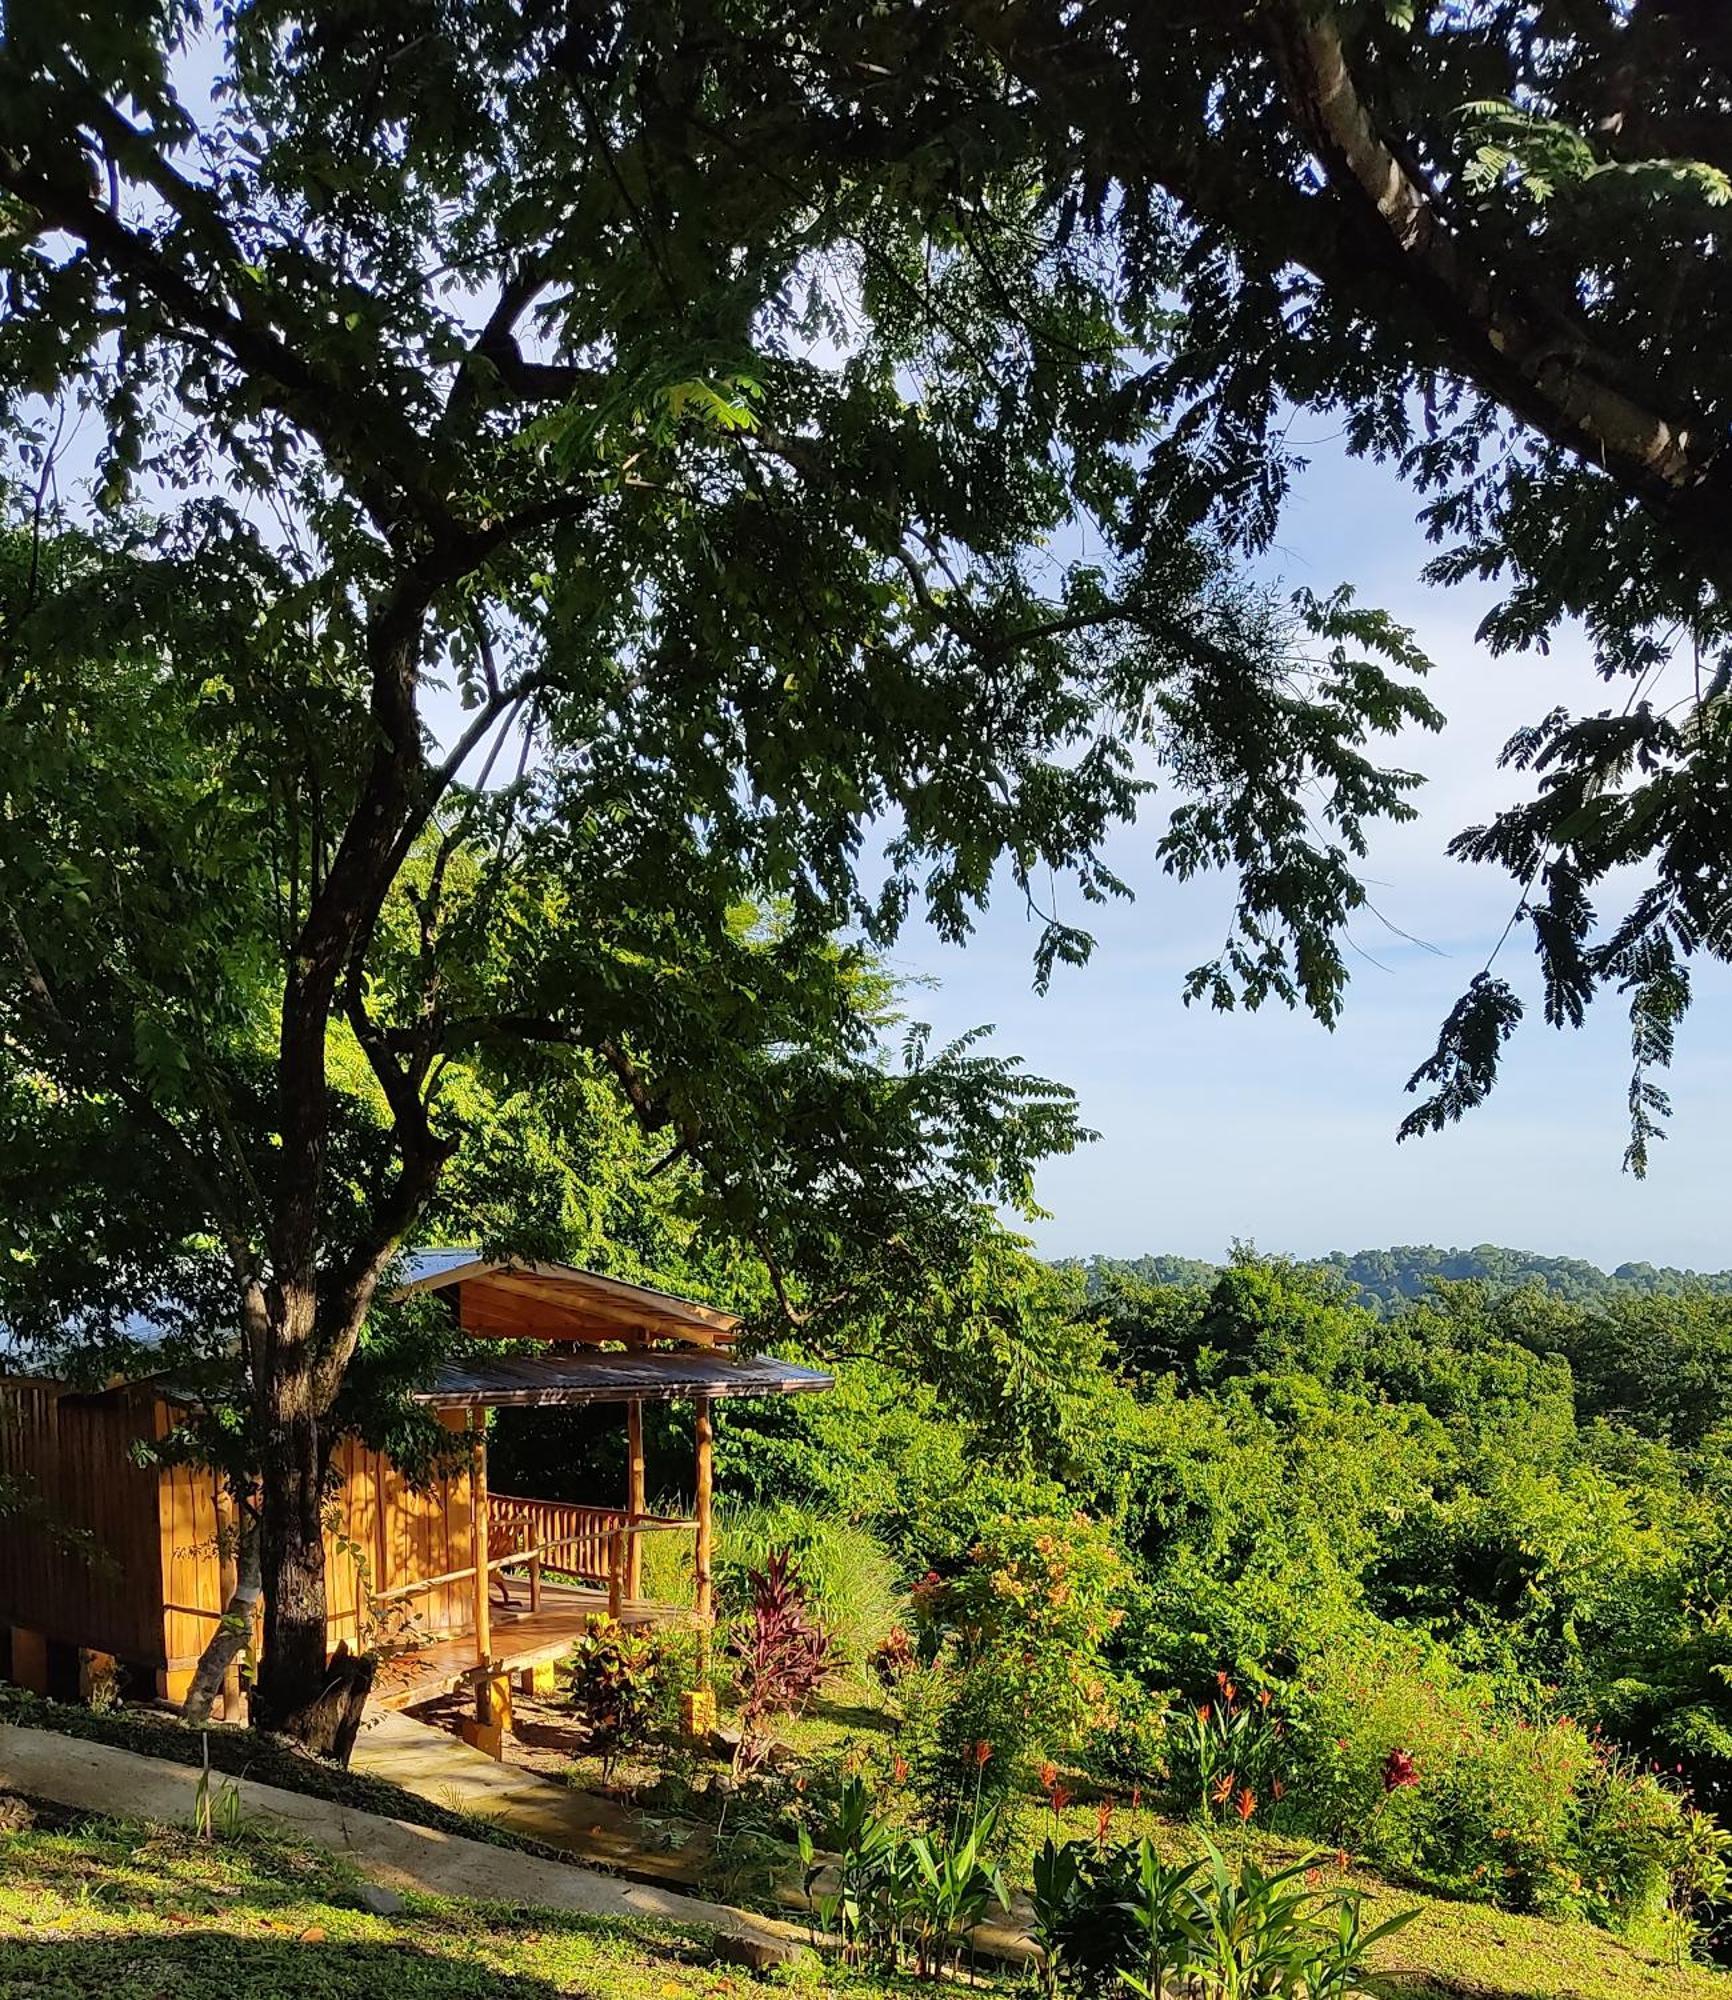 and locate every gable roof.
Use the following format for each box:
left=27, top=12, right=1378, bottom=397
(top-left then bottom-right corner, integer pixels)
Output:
left=395, top=1250, right=740, bottom=1347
